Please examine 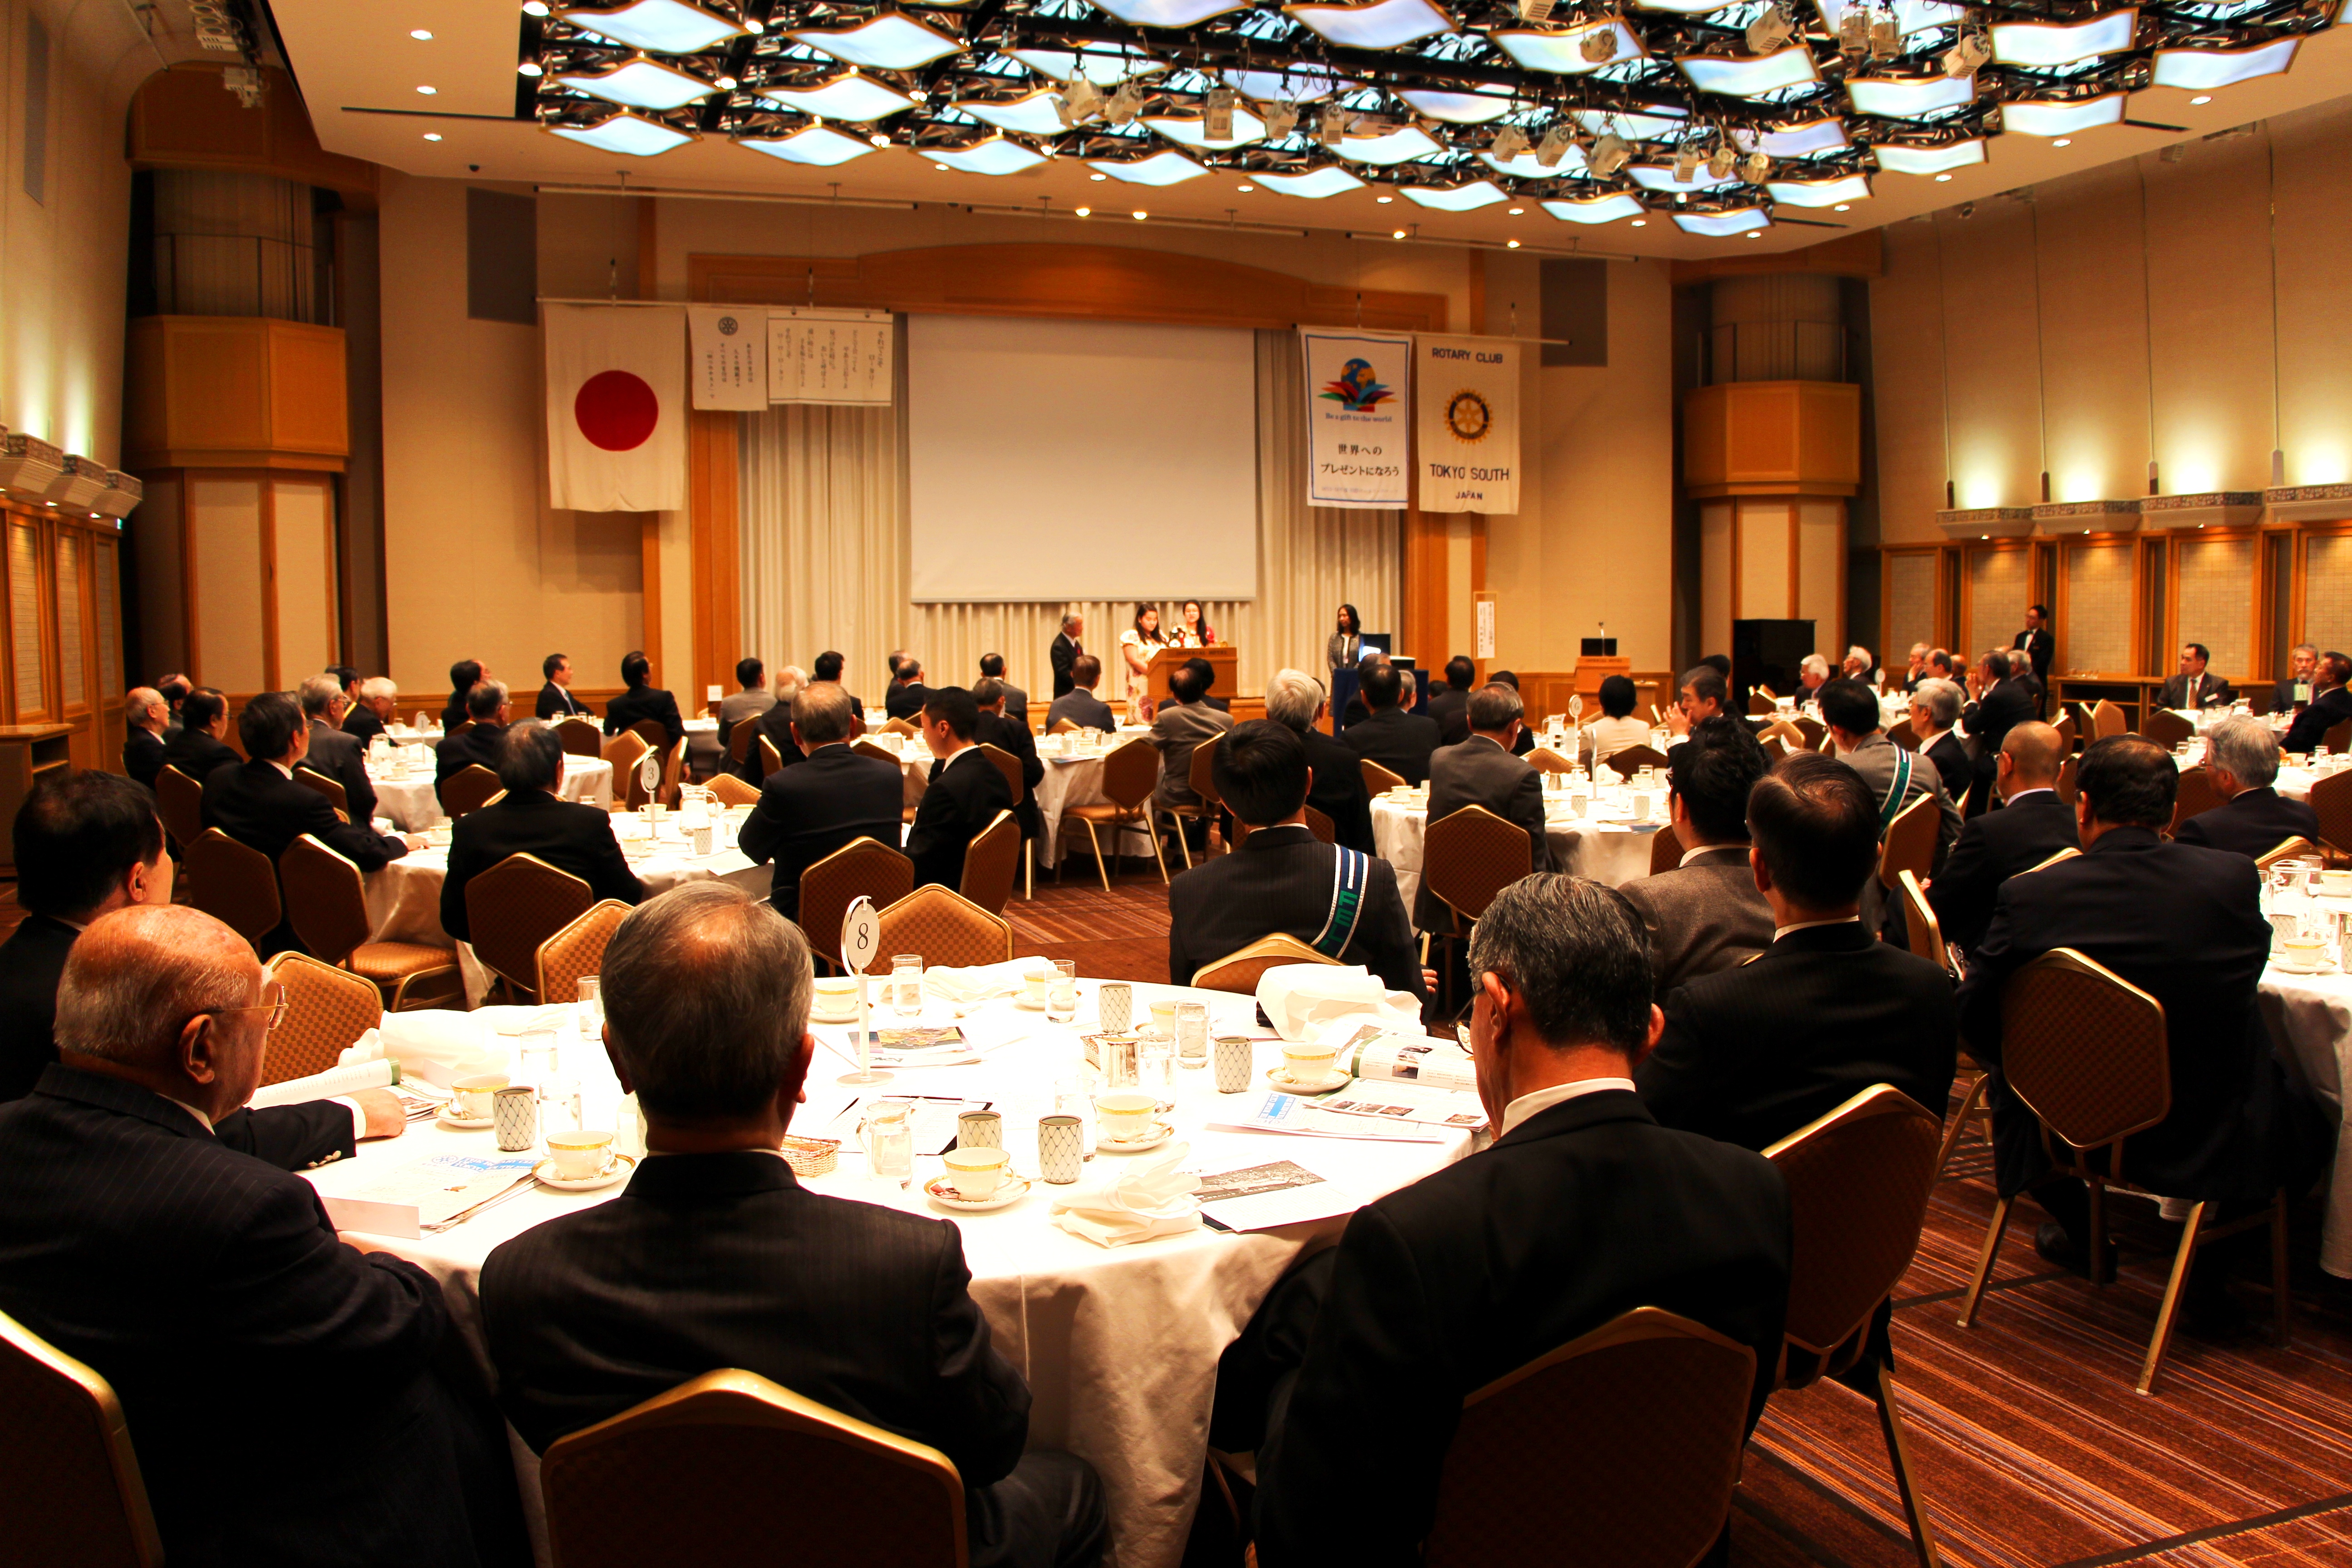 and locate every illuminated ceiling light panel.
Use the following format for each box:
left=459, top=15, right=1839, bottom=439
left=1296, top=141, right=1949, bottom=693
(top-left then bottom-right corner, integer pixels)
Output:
left=956, top=89, right=1071, bottom=136
left=2151, top=36, right=2300, bottom=90
left=1401, top=89, right=1517, bottom=123
left=1635, top=0, right=1735, bottom=11
left=1146, top=108, right=1267, bottom=148
left=1674, top=206, right=1771, bottom=235
left=1677, top=47, right=1820, bottom=98
left=1222, top=67, right=1348, bottom=102
left=1629, top=162, right=1738, bottom=191
left=737, top=125, right=877, bottom=166
left=2001, top=93, right=2124, bottom=136
left=1087, top=149, right=1210, bottom=185
left=1400, top=178, right=1509, bottom=210
left=761, top=73, right=916, bottom=122
left=1766, top=172, right=1871, bottom=205
left=1991, top=10, right=2136, bottom=67
left=789, top=13, right=962, bottom=70
left=1482, top=146, right=1589, bottom=177
left=1255, top=164, right=1367, bottom=197
left=1847, top=74, right=1975, bottom=118
left=1335, top=125, right=1445, bottom=164
left=1286, top=0, right=1452, bottom=49
left=1087, top=0, right=1246, bottom=24
left=1543, top=191, right=1647, bottom=223
left=555, top=57, right=716, bottom=111
left=545, top=110, right=695, bottom=156
left=1812, top=0, right=1960, bottom=37
left=1490, top=22, right=1649, bottom=75
left=1010, top=48, right=1165, bottom=84
left=1747, top=118, right=1848, bottom=156
left=1573, top=106, right=1686, bottom=139
left=556, top=0, right=742, bottom=54
left=1872, top=137, right=1984, bottom=173
left=929, top=137, right=1049, bottom=174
